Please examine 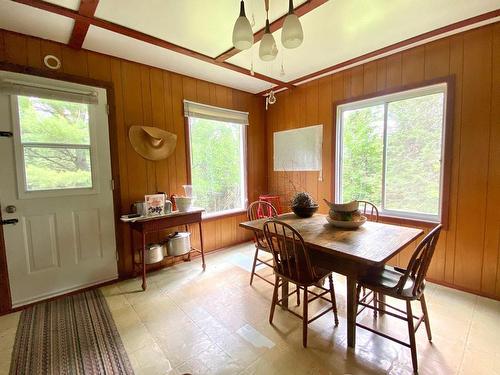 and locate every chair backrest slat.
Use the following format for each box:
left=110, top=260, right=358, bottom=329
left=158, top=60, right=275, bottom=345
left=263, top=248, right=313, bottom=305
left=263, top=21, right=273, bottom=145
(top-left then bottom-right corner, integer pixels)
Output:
left=357, top=200, right=379, bottom=222
left=263, top=219, right=316, bottom=282
left=396, top=224, right=442, bottom=296
left=247, top=201, right=278, bottom=248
